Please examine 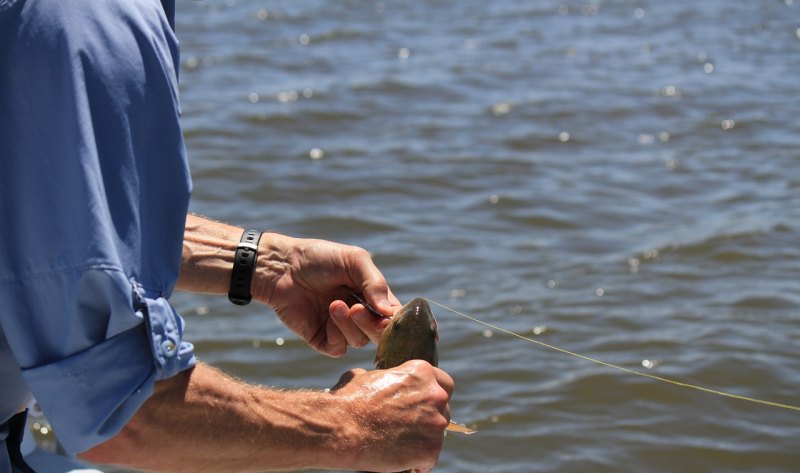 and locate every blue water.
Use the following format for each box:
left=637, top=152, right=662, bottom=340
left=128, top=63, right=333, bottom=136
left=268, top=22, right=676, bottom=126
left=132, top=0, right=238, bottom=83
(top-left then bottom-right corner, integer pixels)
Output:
left=162, top=1, right=800, bottom=471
